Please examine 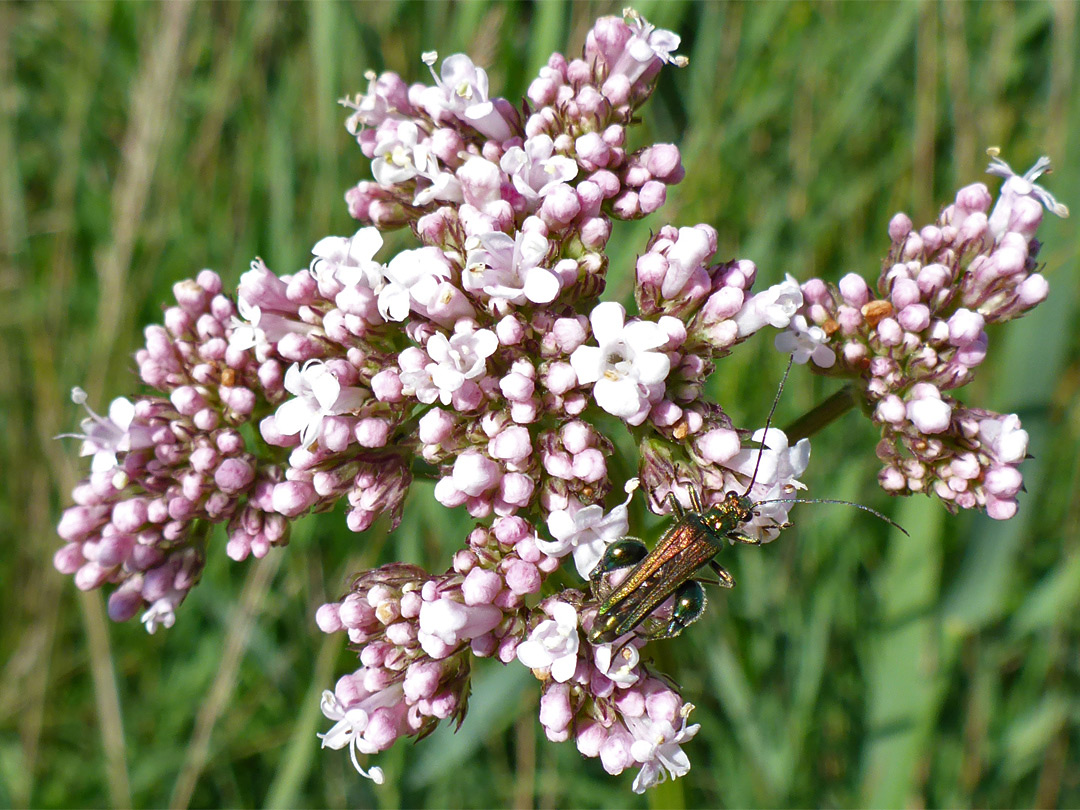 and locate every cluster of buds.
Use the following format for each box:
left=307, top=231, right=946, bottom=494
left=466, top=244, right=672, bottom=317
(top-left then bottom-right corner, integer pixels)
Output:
left=55, top=7, right=1066, bottom=796
left=775, top=151, right=1067, bottom=520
